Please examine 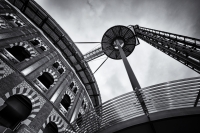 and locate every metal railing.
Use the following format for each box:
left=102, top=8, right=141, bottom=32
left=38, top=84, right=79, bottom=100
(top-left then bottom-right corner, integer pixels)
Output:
left=66, top=77, right=200, bottom=133
left=140, top=77, right=200, bottom=113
